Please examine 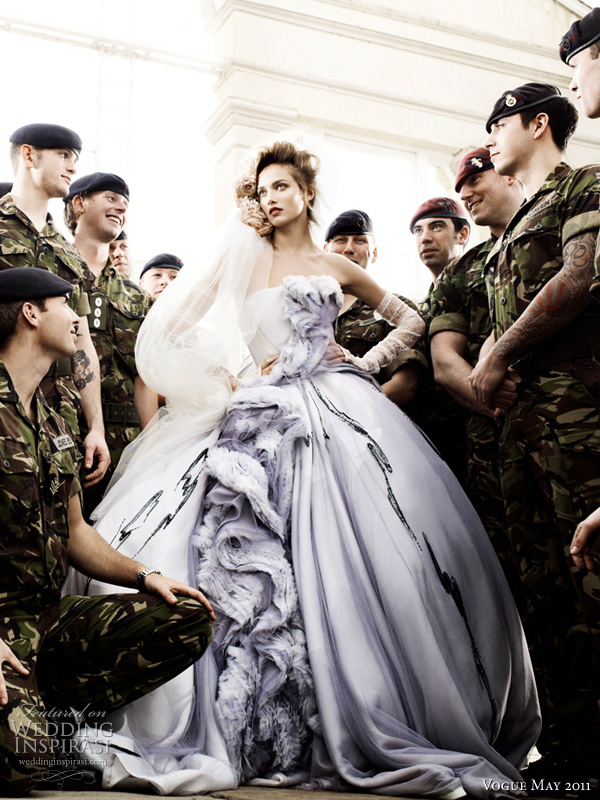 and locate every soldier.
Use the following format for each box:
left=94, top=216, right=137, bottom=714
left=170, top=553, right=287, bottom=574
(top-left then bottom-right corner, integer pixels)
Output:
left=63, top=172, right=158, bottom=513
left=410, top=197, right=470, bottom=318
left=325, top=210, right=426, bottom=409
left=139, top=252, right=184, bottom=298
left=108, top=231, right=131, bottom=279
left=560, top=7, right=600, bottom=119
left=0, top=267, right=213, bottom=795
left=471, top=82, right=600, bottom=781
left=0, top=124, right=109, bottom=488
left=428, top=149, right=523, bottom=598
left=409, top=198, right=470, bottom=482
